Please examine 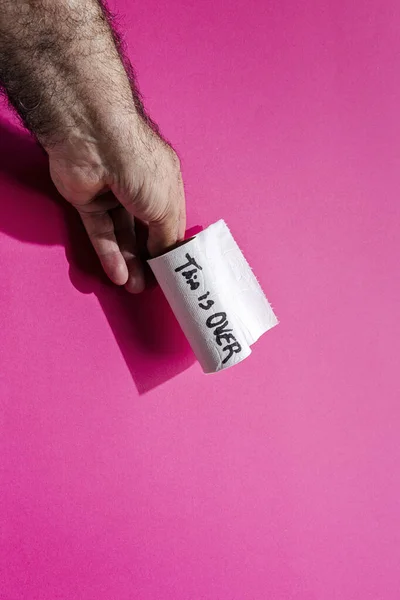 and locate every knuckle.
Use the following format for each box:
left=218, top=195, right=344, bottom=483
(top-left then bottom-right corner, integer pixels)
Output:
left=90, top=228, right=115, bottom=241
left=170, top=150, right=182, bottom=173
